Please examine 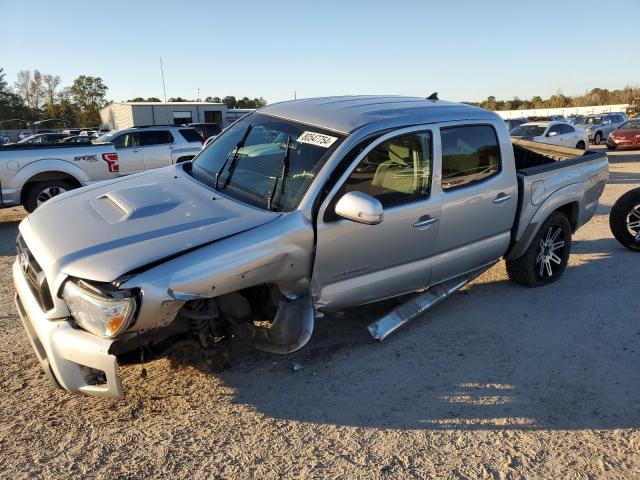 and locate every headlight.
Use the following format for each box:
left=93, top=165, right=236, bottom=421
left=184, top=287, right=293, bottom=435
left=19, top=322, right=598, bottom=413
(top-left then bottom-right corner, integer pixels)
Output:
left=63, top=281, right=136, bottom=338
